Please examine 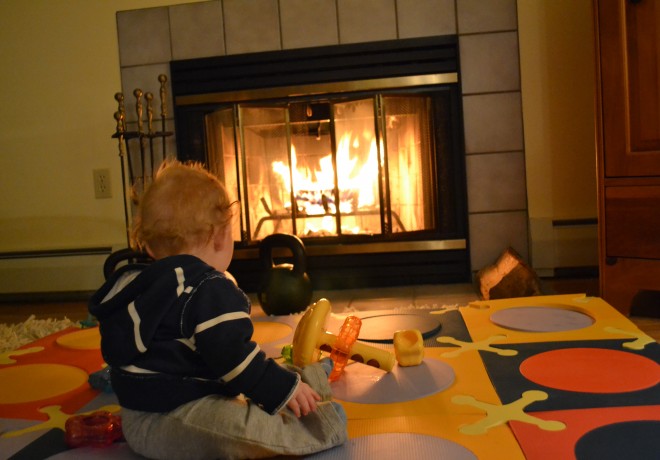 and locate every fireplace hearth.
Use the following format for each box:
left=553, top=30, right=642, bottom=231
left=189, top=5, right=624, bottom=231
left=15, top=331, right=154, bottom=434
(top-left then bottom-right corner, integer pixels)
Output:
left=171, top=36, right=469, bottom=291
